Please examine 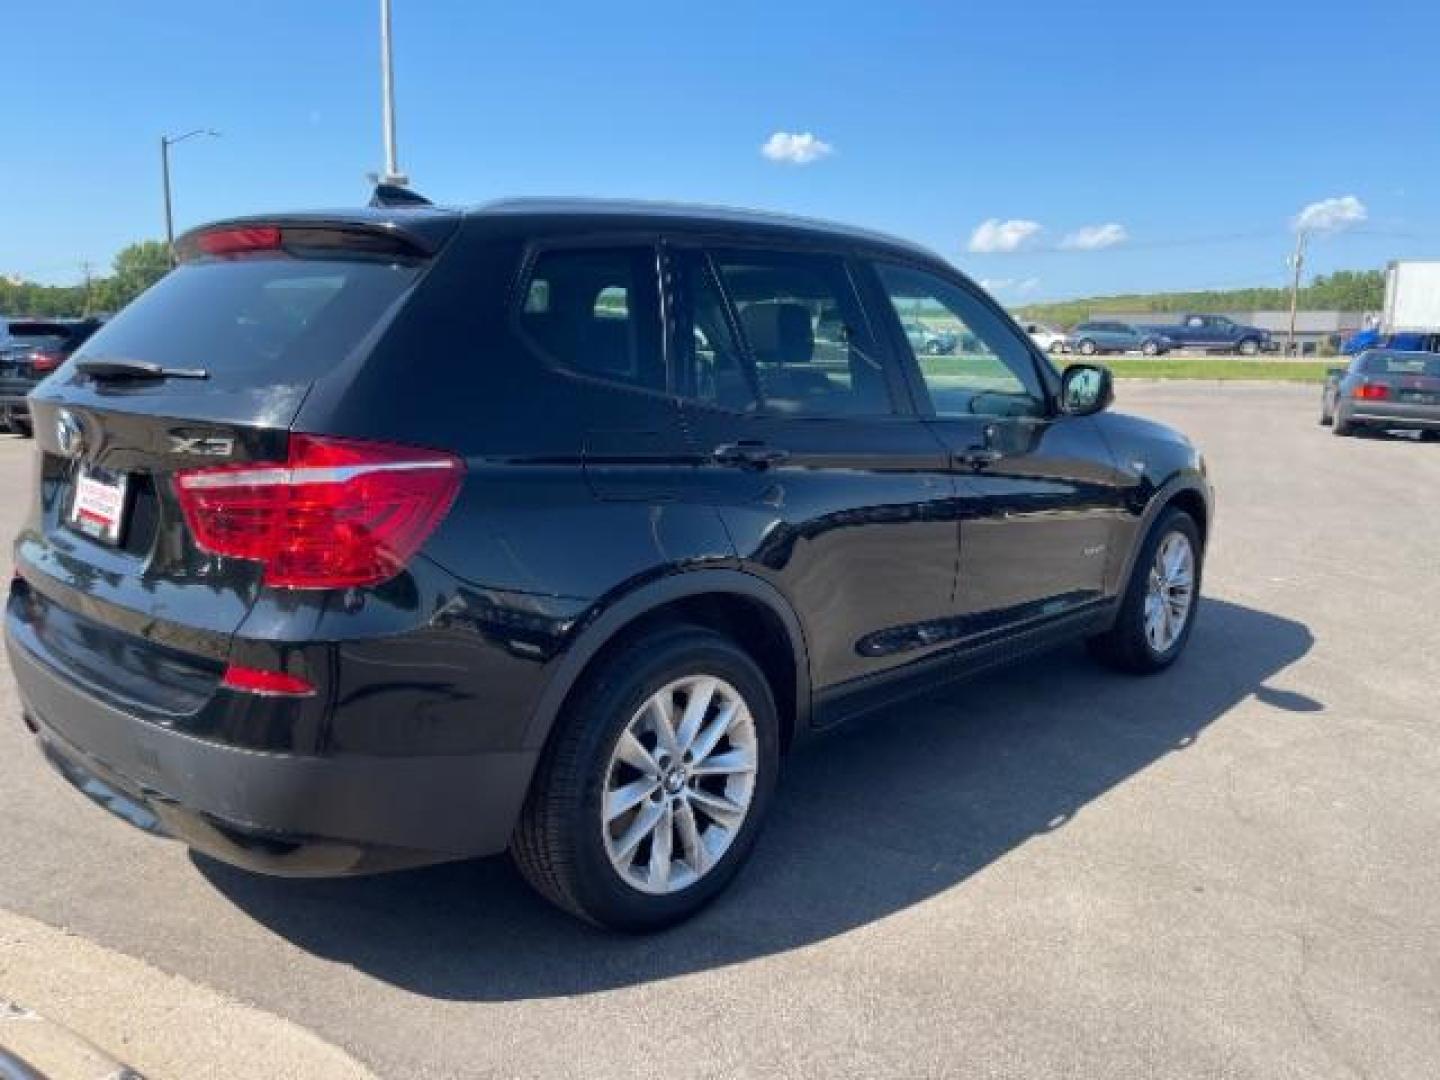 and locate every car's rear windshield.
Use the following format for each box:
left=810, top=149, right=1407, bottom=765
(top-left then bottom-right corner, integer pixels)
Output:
left=70, top=257, right=421, bottom=383
left=1360, top=352, right=1440, bottom=377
